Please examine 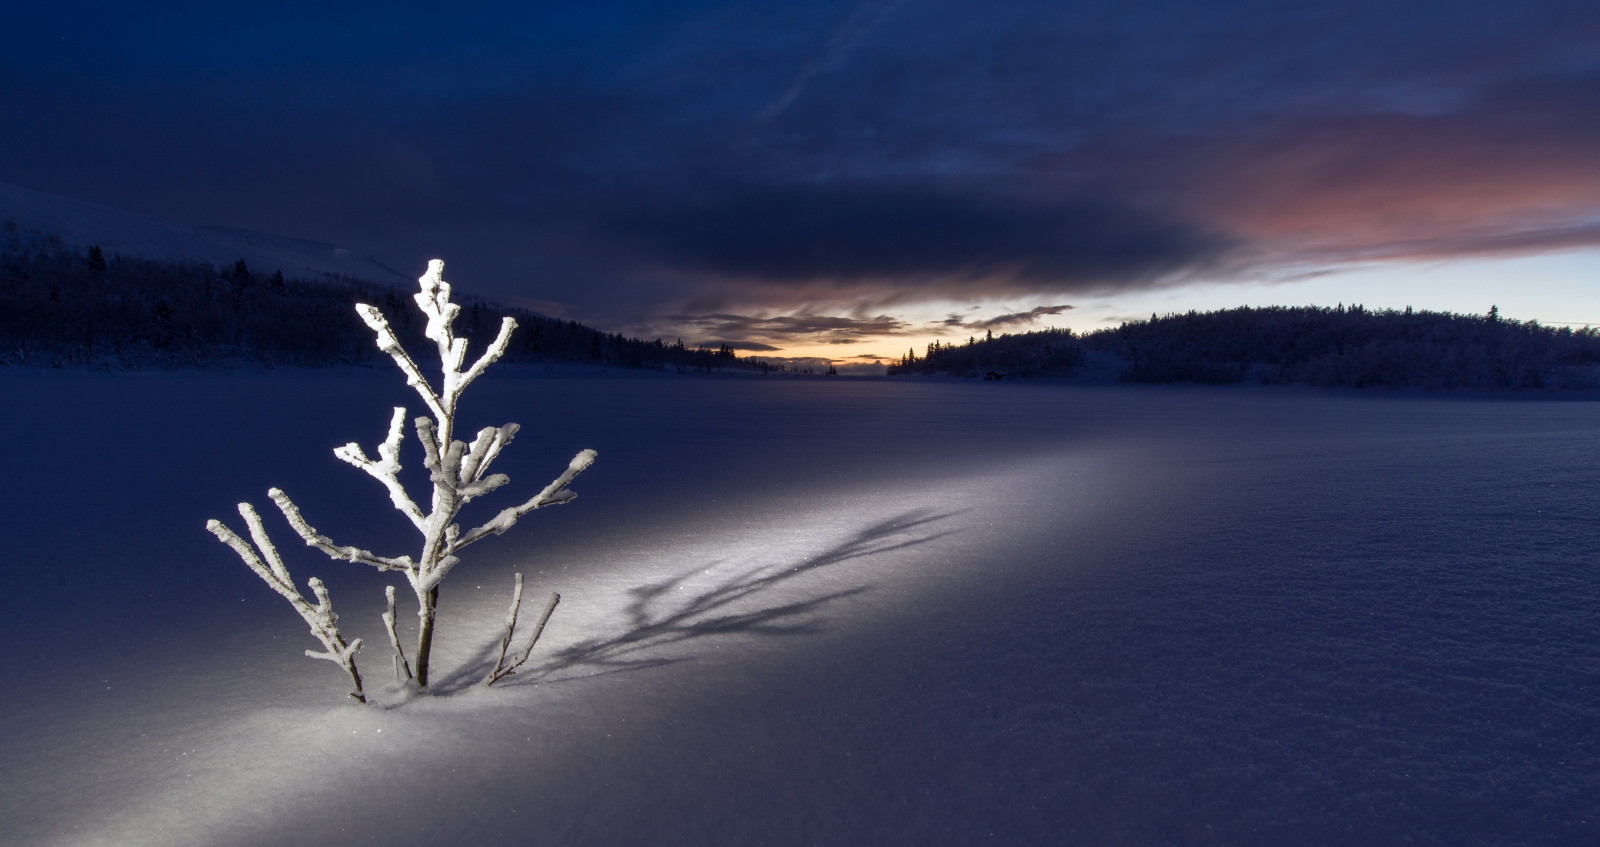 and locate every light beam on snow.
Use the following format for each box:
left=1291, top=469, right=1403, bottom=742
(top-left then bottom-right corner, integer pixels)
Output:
left=25, top=444, right=1136, bottom=847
